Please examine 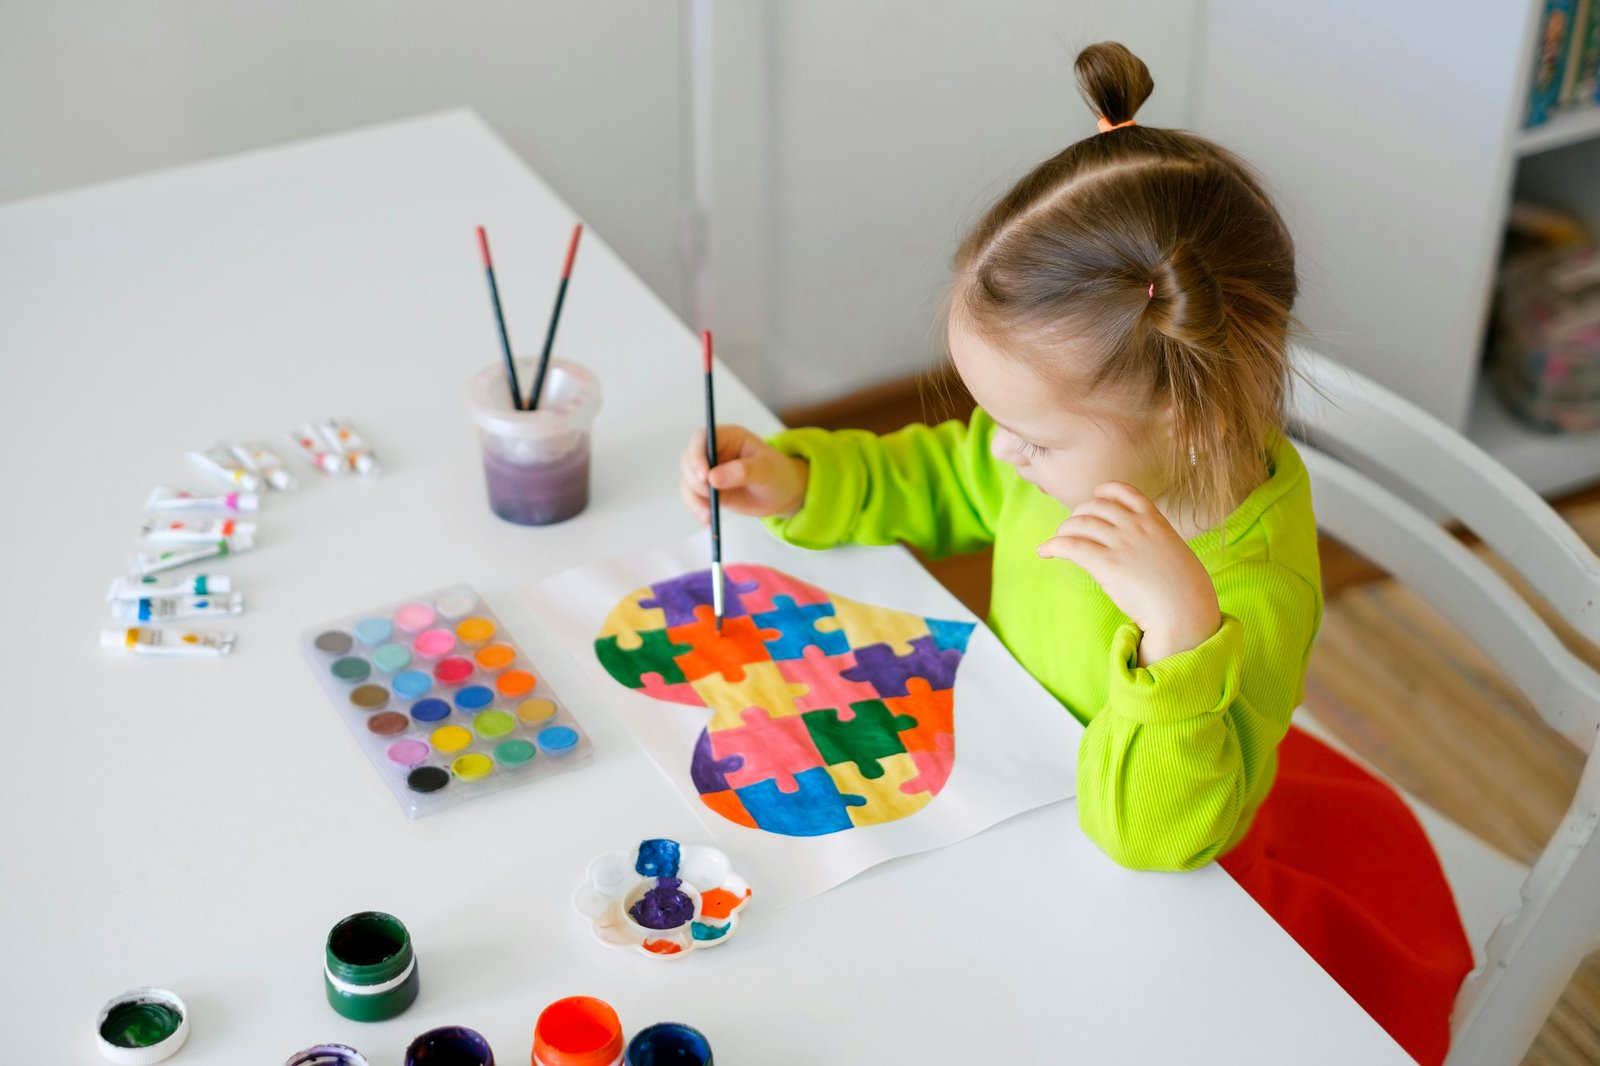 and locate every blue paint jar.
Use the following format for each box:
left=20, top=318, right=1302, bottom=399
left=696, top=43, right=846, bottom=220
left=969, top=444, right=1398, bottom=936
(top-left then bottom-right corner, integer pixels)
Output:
left=624, top=1023, right=713, bottom=1065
